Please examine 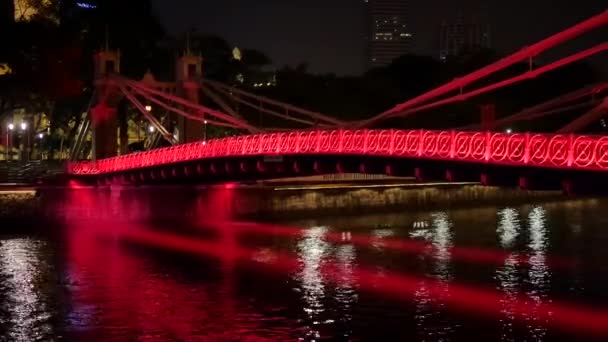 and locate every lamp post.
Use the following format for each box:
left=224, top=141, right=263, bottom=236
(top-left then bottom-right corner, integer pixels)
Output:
left=6, top=123, right=13, bottom=161
left=204, top=120, right=208, bottom=142
left=37, top=133, right=44, bottom=160
left=20, top=122, right=28, bottom=161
